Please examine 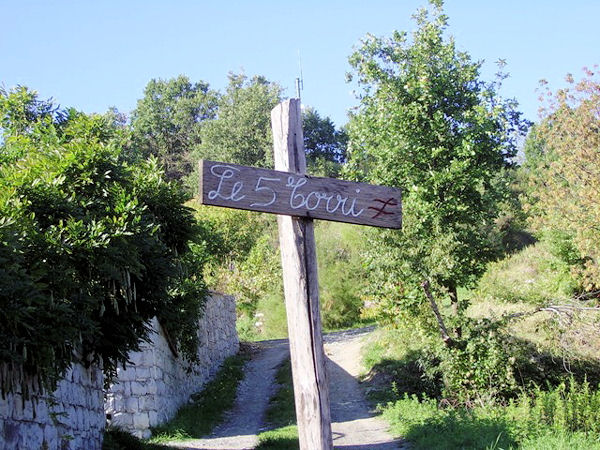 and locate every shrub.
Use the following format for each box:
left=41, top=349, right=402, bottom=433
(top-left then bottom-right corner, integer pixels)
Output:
left=0, top=87, right=208, bottom=396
